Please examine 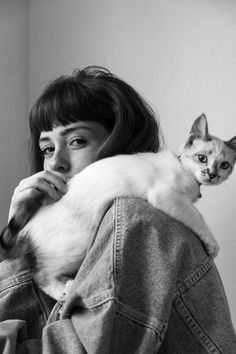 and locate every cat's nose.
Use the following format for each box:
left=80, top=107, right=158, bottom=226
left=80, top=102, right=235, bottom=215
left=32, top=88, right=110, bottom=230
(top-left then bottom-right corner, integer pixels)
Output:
left=209, top=173, right=217, bottom=180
